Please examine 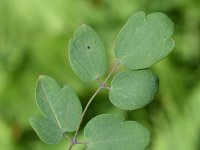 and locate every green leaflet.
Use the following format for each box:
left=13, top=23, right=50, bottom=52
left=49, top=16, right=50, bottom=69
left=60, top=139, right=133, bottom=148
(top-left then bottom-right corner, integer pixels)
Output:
left=29, top=75, right=82, bottom=144
left=84, top=114, right=150, bottom=150
left=29, top=11, right=175, bottom=149
left=109, top=70, right=158, bottom=110
left=29, top=116, right=63, bottom=144
left=115, top=11, right=175, bottom=70
left=69, top=24, right=108, bottom=82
